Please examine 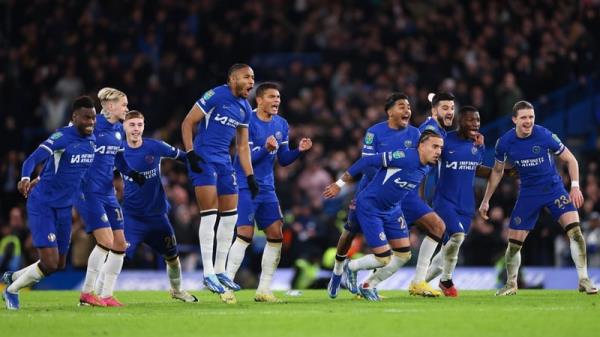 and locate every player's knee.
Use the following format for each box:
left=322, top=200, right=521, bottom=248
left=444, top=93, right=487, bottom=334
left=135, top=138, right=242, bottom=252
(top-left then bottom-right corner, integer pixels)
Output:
left=565, top=223, right=584, bottom=243
left=374, top=250, right=392, bottom=265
